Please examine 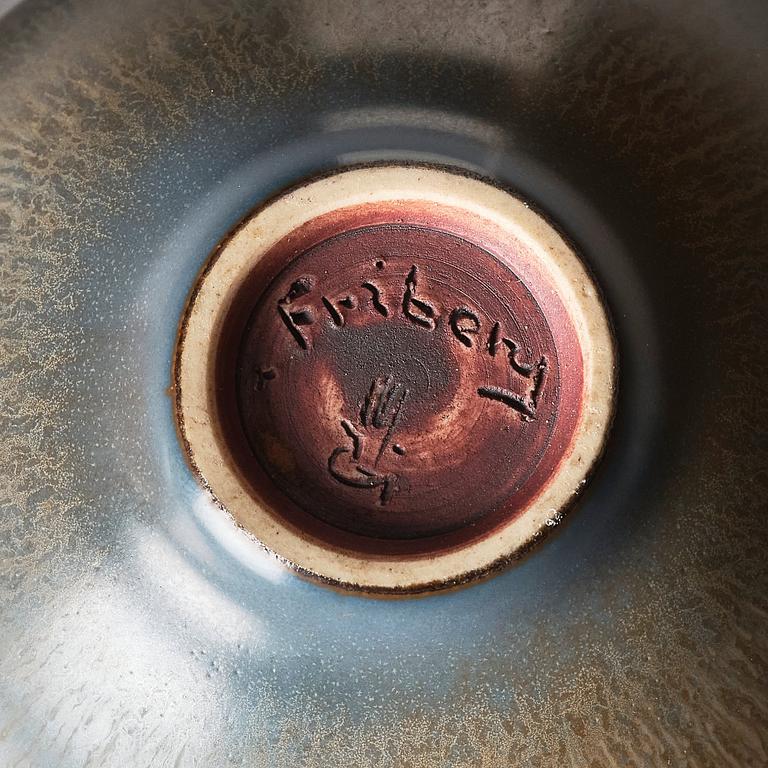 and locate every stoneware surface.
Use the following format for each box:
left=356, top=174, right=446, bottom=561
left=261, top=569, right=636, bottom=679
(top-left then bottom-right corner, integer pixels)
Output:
left=175, top=165, right=615, bottom=591
left=0, top=0, right=766, bottom=766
